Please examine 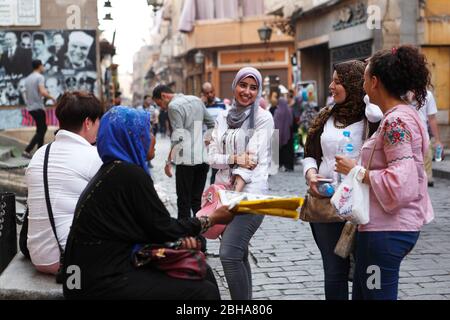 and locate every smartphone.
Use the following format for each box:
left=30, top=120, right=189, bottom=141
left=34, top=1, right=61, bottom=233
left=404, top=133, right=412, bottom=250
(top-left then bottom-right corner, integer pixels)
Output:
left=317, top=178, right=333, bottom=183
